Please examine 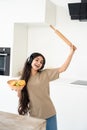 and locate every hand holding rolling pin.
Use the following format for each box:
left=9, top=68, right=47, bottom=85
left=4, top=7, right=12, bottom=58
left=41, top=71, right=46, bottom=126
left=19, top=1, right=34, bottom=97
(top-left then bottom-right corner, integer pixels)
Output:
left=50, top=25, right=77, bottom=51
